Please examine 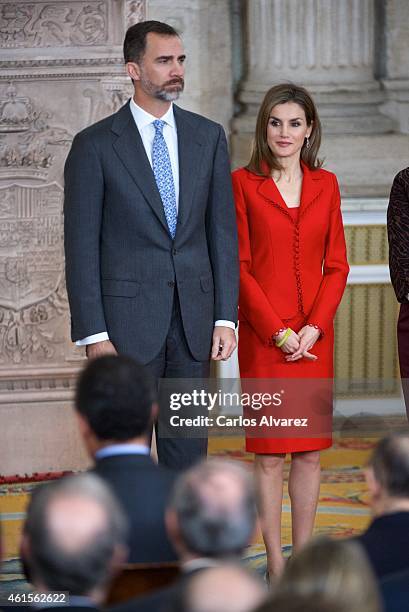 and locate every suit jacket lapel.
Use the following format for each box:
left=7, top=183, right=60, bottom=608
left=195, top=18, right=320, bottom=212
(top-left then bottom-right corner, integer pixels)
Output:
left=299, top=162, right=323, bottom=218
left=174, top=105, right=203, bottom=229
left=111, top=102, right=169, bottom=234
left=257, top=177, right=288, bottom=214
